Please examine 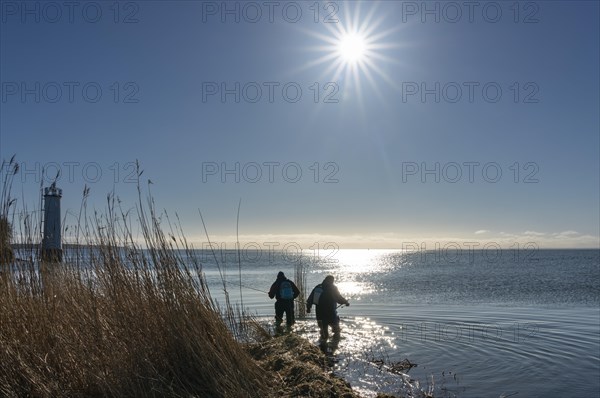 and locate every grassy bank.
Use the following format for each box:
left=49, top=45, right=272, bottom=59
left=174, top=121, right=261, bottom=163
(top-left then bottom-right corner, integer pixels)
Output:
left=0, top=158, right=268, bottom=396
left=0, top=158, right=377, bottom=397
left=1, top=221, right=267, bottom=394
left=247, top=333, right=359, bottom=398
left=0, top=264, right=268, bottom=396
left=0, top=260, right=371, bottom=397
